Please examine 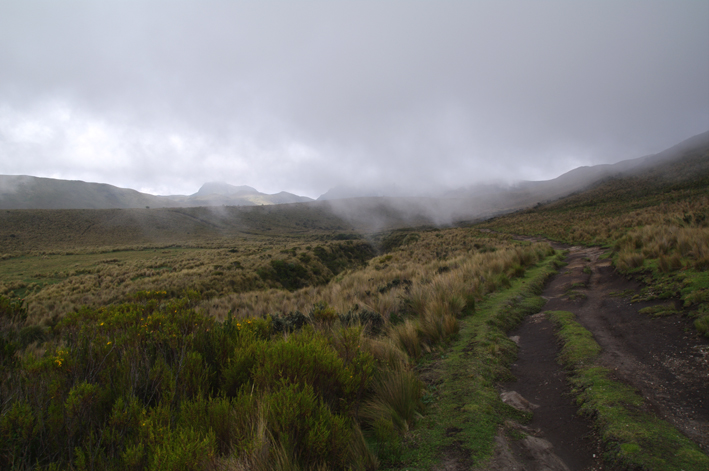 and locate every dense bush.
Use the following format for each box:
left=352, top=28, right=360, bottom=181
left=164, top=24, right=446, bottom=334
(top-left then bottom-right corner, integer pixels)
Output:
left=0, top=296, right=380, bottom=470
left=0, top=296, right=29, bottom=374
left=270, top=310, right=310, bottom=333
left=258, top=259, right=312, bottom=291
left=313, top=241, right=376, bottom=275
